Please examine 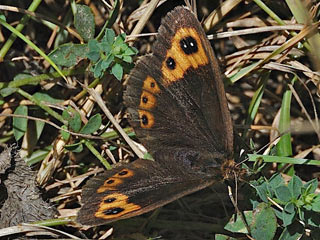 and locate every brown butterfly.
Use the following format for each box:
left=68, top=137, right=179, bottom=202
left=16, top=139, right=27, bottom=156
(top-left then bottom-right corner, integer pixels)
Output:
left=77, top=6, right=236, bottom=226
